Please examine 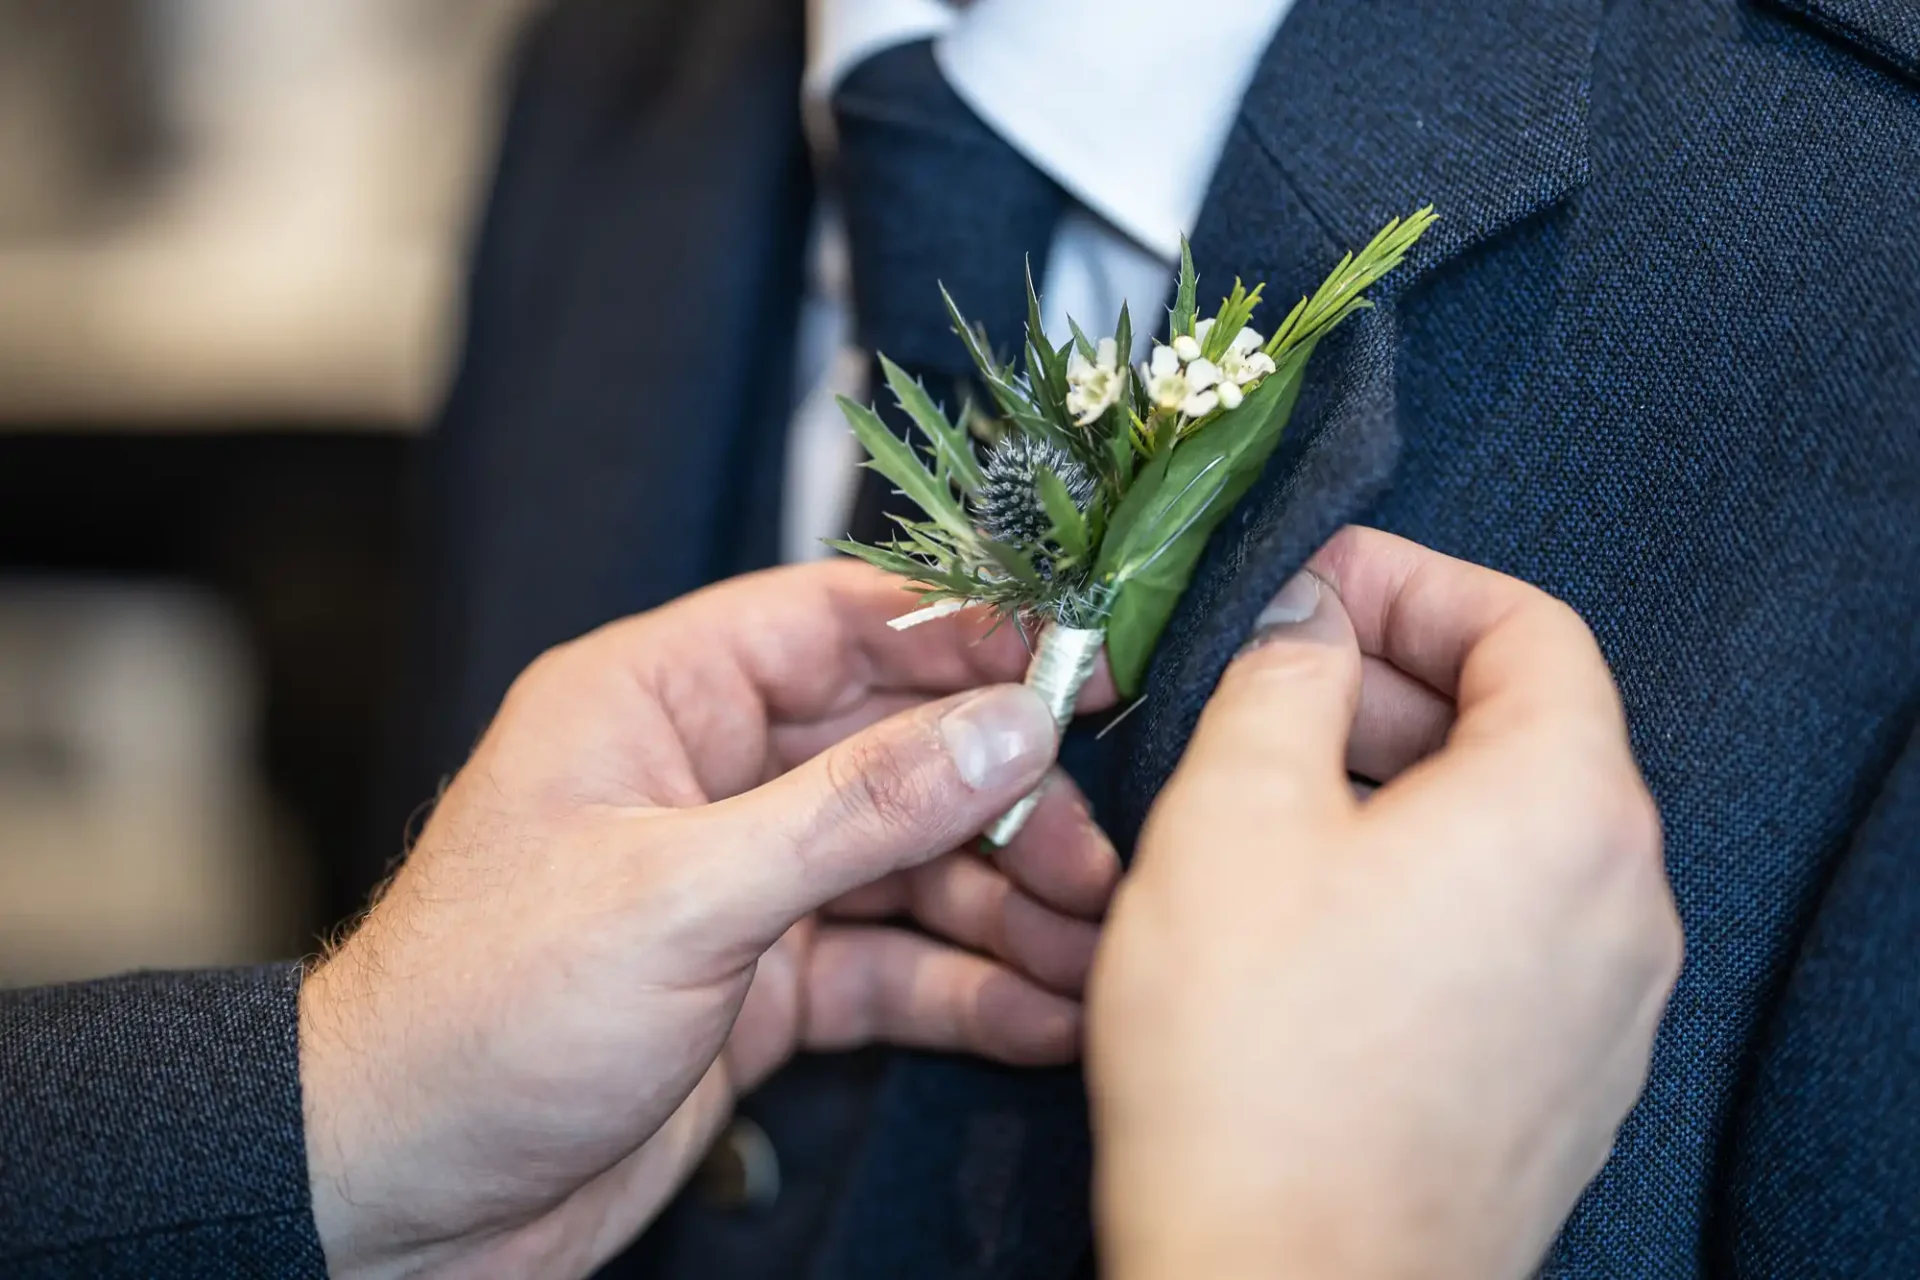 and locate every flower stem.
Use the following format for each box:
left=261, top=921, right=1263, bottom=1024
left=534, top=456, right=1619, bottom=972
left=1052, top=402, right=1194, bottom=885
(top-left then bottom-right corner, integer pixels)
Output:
left=982, top=621, right=1104, bottom=847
